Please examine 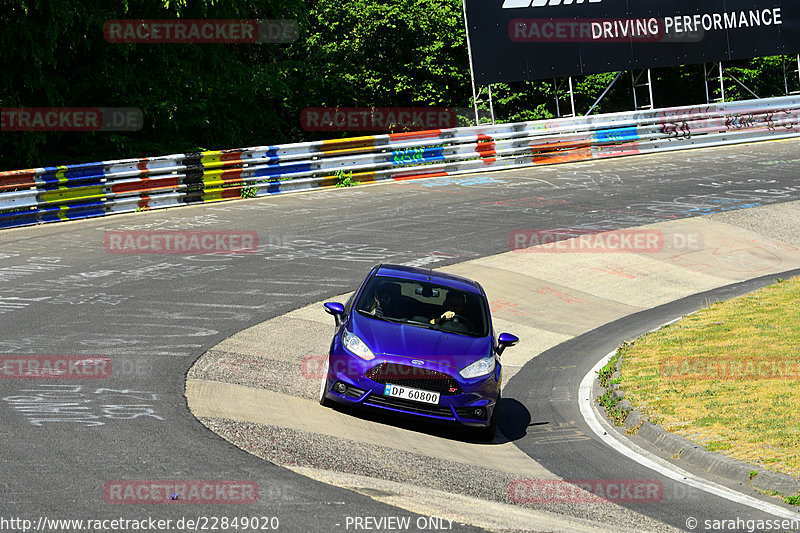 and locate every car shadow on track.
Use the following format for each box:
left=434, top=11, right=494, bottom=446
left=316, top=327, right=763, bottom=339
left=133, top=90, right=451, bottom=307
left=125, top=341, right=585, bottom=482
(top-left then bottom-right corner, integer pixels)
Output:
left=498, top=398, right=533, bottom=441
left=323, top=397, right=533, bottom=445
